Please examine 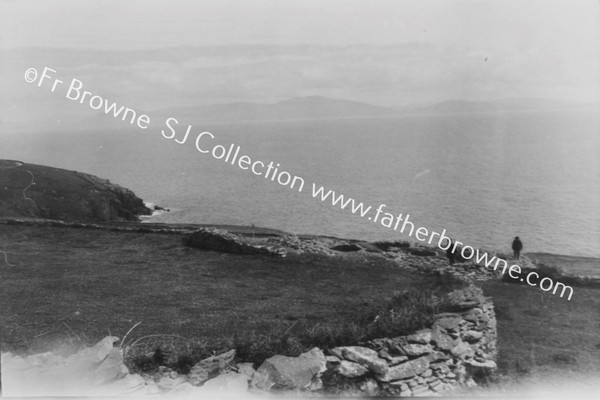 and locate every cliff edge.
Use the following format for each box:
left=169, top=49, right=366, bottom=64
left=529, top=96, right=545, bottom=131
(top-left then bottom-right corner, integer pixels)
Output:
left=0, top=160, right=151, bottom=222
